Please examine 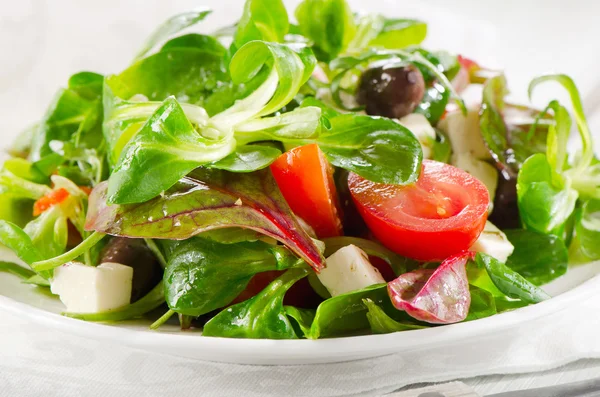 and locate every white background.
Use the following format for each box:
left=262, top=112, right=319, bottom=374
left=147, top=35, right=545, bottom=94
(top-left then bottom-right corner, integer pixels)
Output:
left=1, top=1, right=600, bottom=396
